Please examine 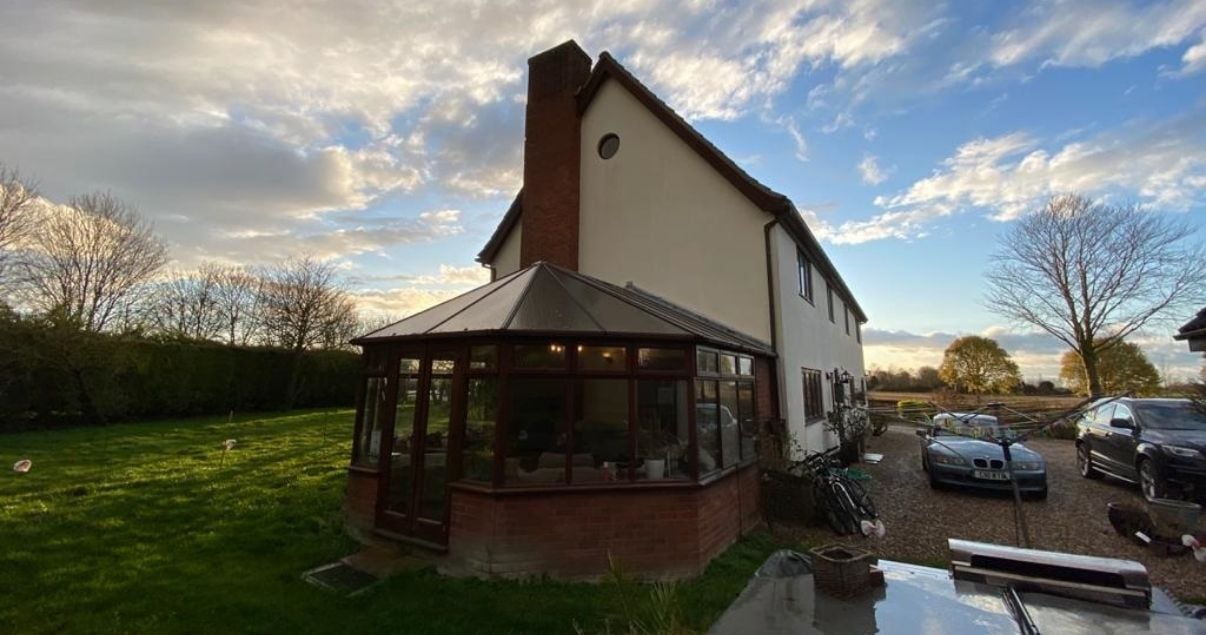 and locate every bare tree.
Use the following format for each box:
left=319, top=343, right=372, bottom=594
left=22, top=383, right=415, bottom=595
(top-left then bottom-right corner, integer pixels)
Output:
left=16, top=191, right=169, bottom=331
left=204, top=264, right=263, bottom=346
left=986, top=195, right=1206, bottom=396
left=147, top=269, right=224, bottom=340
left=257, top=256, right=357, bottom=352
left=0, top=165, right=38, bottom=284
